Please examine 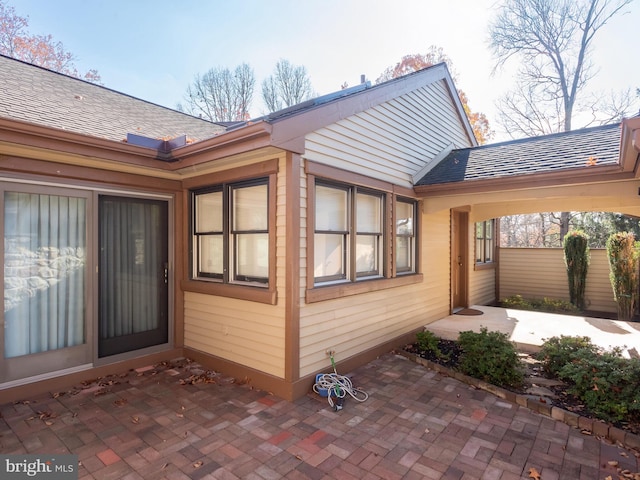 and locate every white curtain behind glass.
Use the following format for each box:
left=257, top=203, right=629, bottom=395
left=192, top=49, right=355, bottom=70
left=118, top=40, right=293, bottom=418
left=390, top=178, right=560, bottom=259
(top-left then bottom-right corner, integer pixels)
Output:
left=4, top=192, right=86, bottom=358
